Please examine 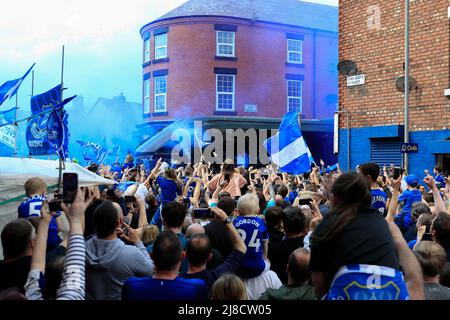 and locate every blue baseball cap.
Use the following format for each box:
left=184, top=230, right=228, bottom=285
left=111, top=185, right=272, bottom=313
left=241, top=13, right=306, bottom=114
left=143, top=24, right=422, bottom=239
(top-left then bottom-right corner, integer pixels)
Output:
left=405, top=174, right=419, bottom=187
